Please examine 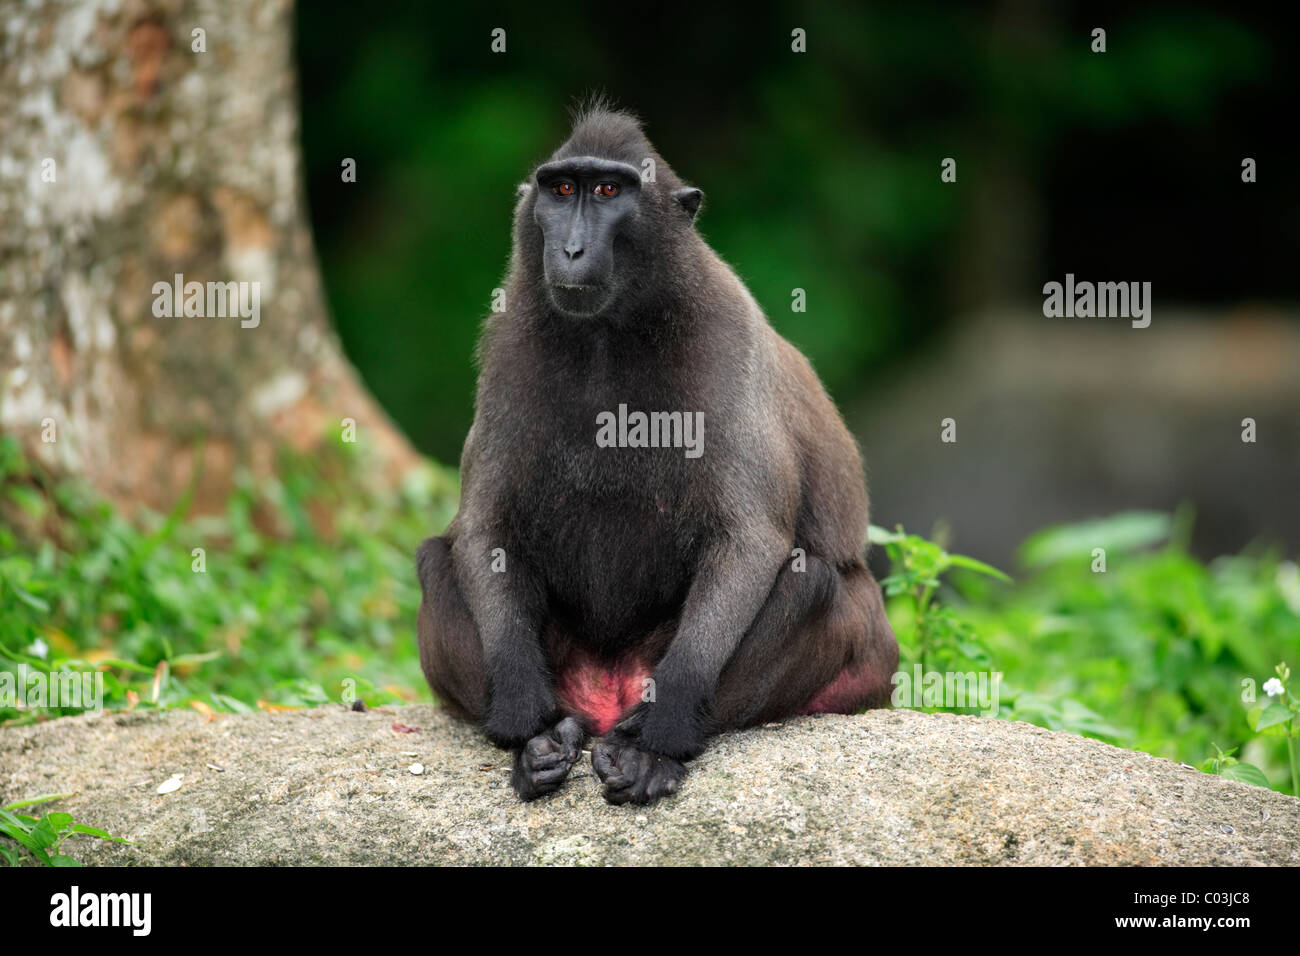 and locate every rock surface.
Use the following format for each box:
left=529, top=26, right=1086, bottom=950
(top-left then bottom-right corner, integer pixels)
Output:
left=2, top=705, right=1296, bottom=865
